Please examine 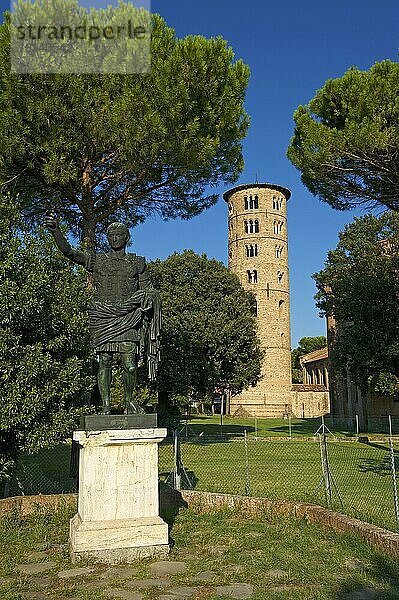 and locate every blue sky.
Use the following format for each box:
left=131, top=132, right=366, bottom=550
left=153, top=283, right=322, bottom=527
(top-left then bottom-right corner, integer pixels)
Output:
left=142, top=0, right=399, bottom=346
left=2, top=0, right=398, bottom=346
